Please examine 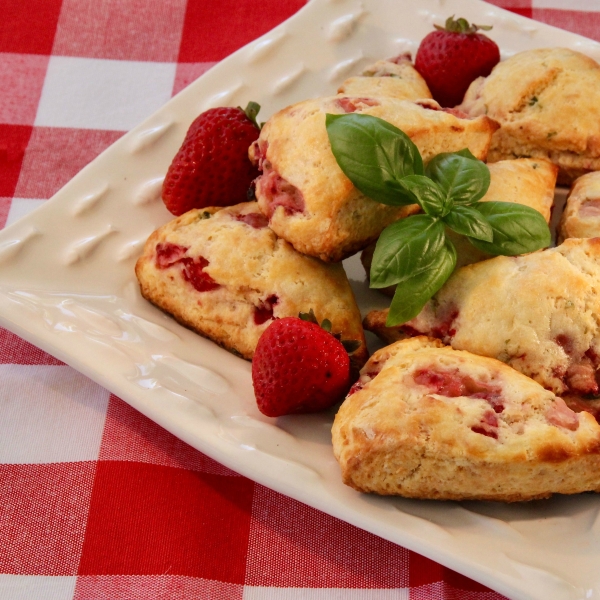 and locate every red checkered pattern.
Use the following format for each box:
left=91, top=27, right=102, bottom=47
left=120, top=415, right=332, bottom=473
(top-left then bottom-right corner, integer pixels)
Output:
left=0, top=1, right=597, bottom=598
